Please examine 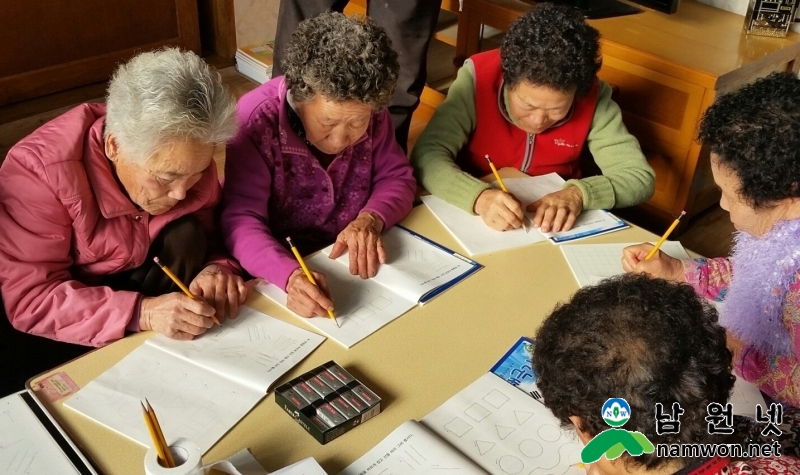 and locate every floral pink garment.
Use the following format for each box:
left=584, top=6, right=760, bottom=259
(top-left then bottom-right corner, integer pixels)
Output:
left=727, top=457, right=800, bottom=475
left=685, top=258, right=800, bottom=407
